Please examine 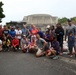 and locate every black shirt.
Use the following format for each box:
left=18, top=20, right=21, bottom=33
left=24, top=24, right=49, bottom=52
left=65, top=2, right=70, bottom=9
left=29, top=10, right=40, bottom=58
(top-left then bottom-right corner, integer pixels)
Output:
left=3, top=30, right=9, bottom=37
